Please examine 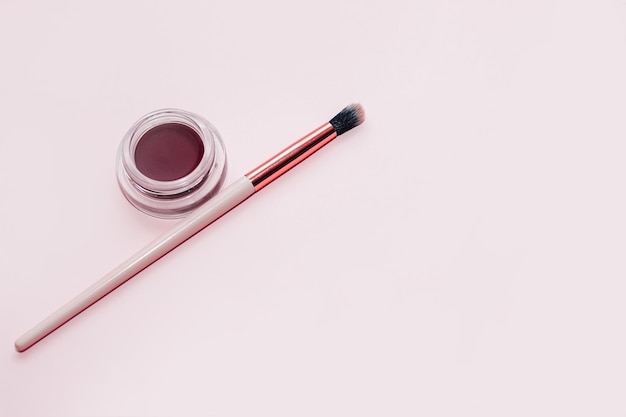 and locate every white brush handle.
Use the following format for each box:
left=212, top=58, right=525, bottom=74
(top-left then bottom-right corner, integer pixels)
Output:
left=15, top=176, right=255, bottom=352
